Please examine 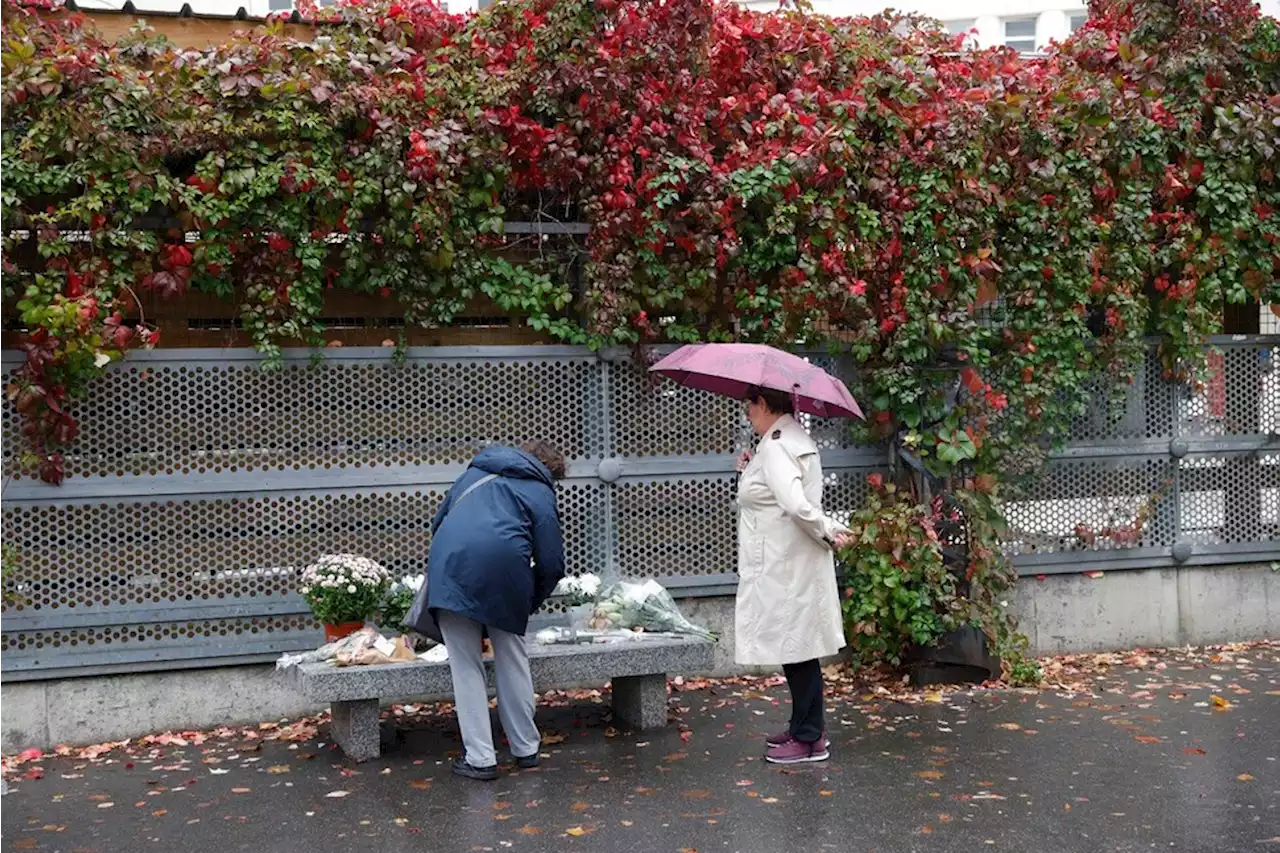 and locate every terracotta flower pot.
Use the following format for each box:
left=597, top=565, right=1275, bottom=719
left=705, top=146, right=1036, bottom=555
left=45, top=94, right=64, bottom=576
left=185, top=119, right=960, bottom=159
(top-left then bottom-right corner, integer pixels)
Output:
left=323, top=621, right=365, bottom=643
